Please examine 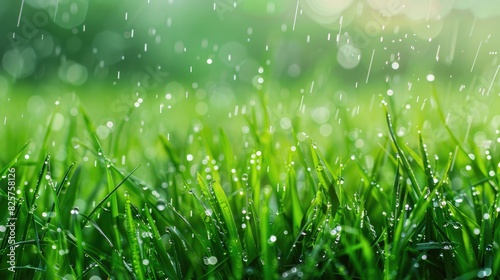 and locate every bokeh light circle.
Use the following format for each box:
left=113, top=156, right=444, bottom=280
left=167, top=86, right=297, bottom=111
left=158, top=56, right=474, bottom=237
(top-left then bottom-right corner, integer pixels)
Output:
left=58, top=61, right=88, bottom=85
left=2, top=47, right=37, bottom=79
left=337, top=44, right=361, bottom=69
left=301, top=0, right=353, bottom=25
left=92, top=30, right=126, bottom=66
